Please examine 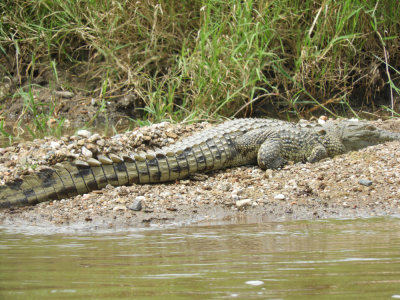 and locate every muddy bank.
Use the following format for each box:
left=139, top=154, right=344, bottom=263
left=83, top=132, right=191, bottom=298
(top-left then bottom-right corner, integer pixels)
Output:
left=0, top=119, right=400, bottom=231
